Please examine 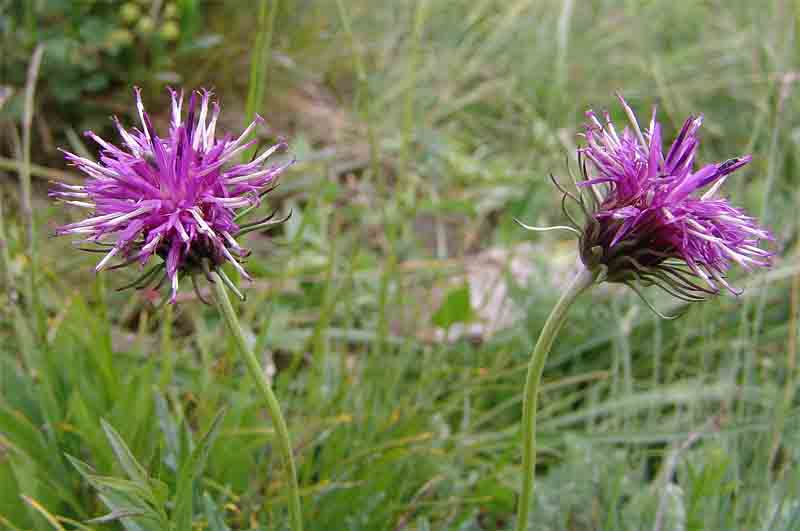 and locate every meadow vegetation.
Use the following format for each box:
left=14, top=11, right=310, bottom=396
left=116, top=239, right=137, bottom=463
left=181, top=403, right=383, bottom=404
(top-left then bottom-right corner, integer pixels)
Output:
left=1, top=1, right=799, bottom=529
